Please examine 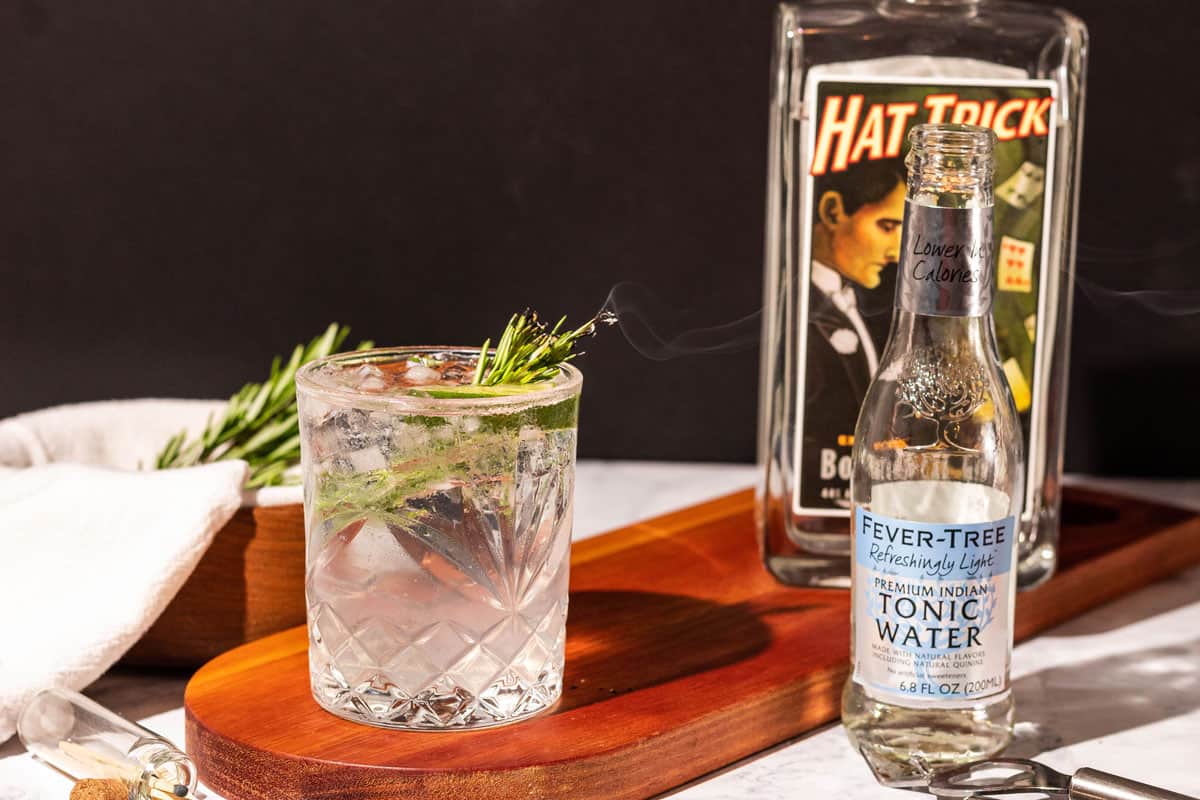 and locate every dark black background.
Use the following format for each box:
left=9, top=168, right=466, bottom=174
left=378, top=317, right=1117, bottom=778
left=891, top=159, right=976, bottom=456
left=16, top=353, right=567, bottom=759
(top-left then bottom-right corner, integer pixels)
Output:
left=2, top=1, right=1197, bottom=474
